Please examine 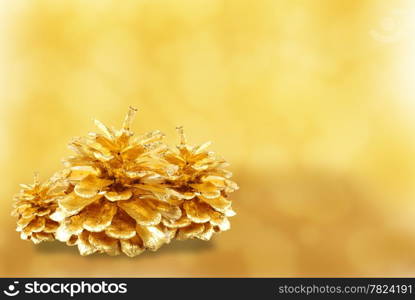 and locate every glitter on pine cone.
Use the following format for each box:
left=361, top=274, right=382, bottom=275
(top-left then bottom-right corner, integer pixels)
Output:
left=12, top=107, right=238, bottom=256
